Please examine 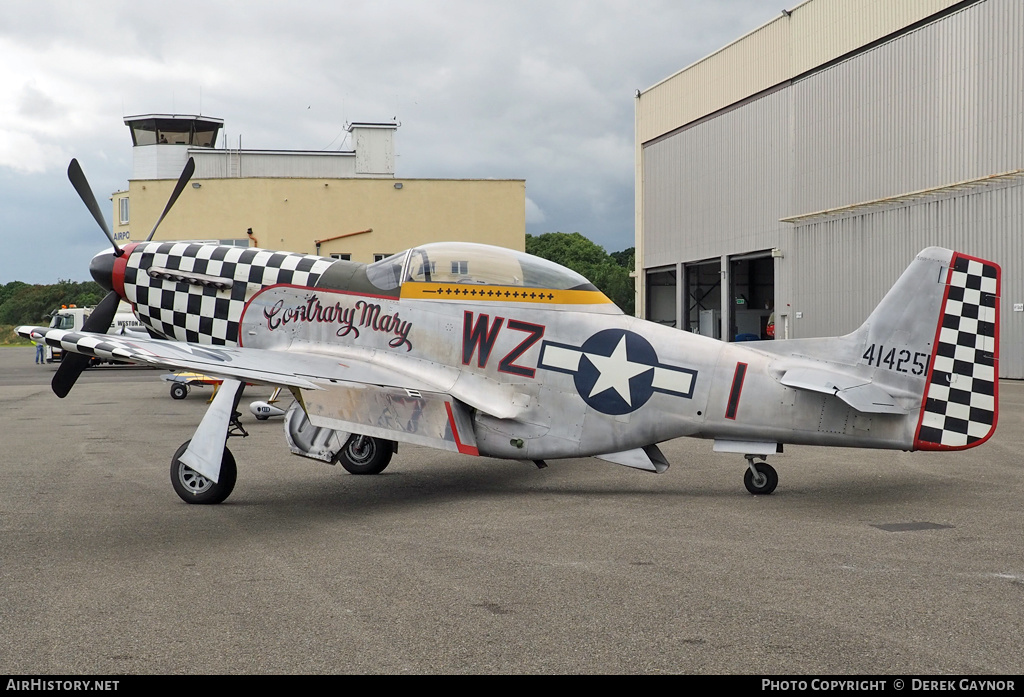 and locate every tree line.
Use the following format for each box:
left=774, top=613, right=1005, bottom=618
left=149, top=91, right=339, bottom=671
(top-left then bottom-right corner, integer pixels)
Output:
left=525, top=232, right=634, bottom=315
left=0, top=280, right=105, bottom=327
